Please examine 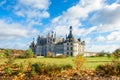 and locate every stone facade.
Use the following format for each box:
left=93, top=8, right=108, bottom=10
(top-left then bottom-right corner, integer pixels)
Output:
left=30, top=26, right=85, bottom=56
